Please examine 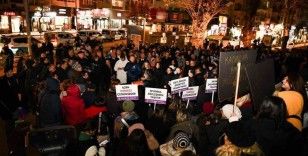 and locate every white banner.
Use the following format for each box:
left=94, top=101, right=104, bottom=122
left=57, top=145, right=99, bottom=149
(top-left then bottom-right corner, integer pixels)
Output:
left=182, top=86, right=199, bottom=101
left=206, top=78, right=218, bottom=92
left=170, top=77, right=189, bottom=94
left=145, top=88, right=168, bottom=104
left=116, top=84, right=139, bottom=101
